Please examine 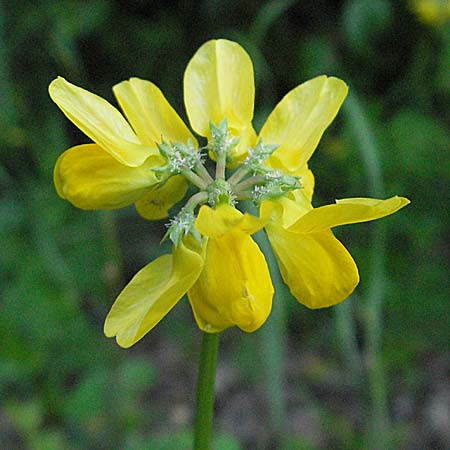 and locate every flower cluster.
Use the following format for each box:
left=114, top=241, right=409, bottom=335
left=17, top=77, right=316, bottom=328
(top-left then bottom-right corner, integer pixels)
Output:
left=50, top=39, right=409, bottom=347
